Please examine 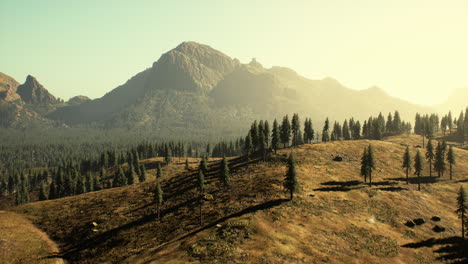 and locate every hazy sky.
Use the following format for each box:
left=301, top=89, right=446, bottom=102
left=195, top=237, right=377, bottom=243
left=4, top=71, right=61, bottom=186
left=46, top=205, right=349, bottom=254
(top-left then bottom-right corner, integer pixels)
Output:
left=1, top=0, right=467, bottom=105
